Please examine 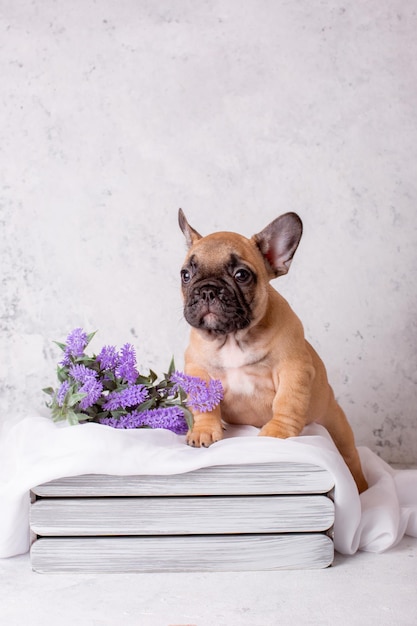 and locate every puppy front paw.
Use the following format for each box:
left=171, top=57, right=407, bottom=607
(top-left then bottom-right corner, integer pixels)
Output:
left=186, top=419, right=223, bottom=448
